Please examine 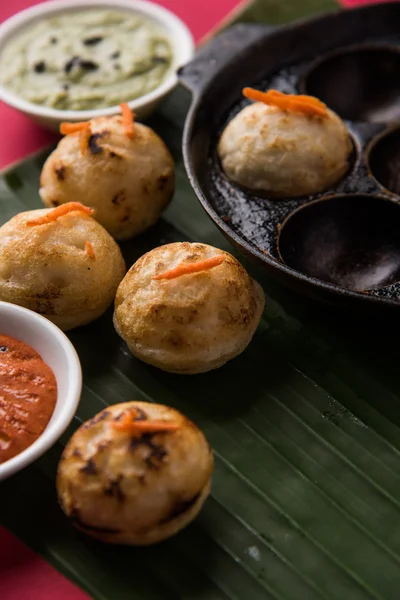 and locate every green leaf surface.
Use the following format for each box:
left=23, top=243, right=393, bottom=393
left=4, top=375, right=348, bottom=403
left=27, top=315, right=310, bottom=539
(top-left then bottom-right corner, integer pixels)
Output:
left=3, top=1, right=400, bottom=599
